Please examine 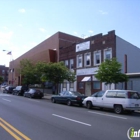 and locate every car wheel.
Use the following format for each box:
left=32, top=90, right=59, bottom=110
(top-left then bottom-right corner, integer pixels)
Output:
left=67, top=100, right=72, bottom=106
left=29, top=94, right=32, bottom=98
left=86, top=101, right=92, bottom=109
left=114, top=105, right=123, bottom=114
left=51, top=98, right=56, bottom=103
